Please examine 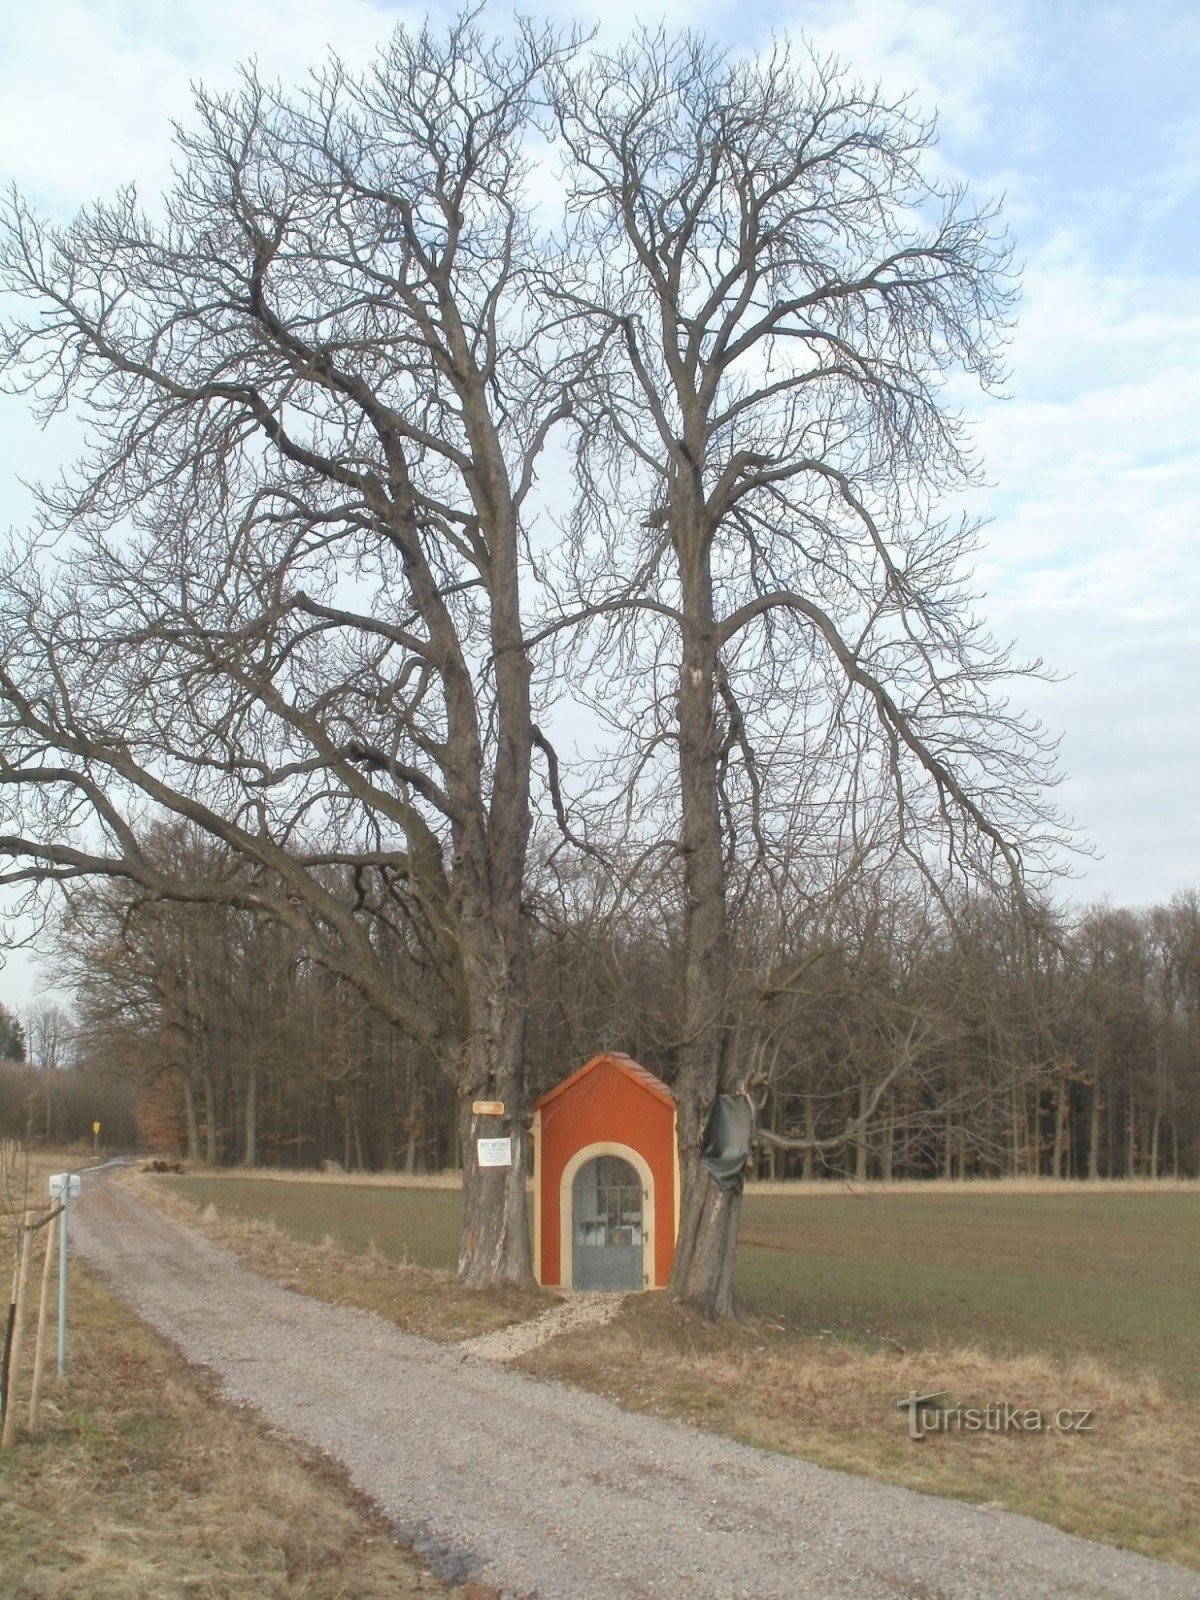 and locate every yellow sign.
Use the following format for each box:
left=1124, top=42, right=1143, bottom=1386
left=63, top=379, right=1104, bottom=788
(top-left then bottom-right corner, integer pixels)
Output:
left=472, top=1101, right=505, bottom=1117
left=92, top=1122, right=100, bottom=1135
